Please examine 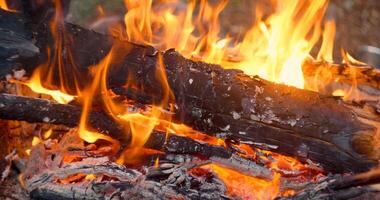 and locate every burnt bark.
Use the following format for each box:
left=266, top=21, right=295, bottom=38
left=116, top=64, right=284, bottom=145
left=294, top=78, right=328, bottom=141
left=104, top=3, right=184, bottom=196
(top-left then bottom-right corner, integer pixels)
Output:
left=1, top=10, right=379, bottom=173
left=0, top=93, right=273, bottom=179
